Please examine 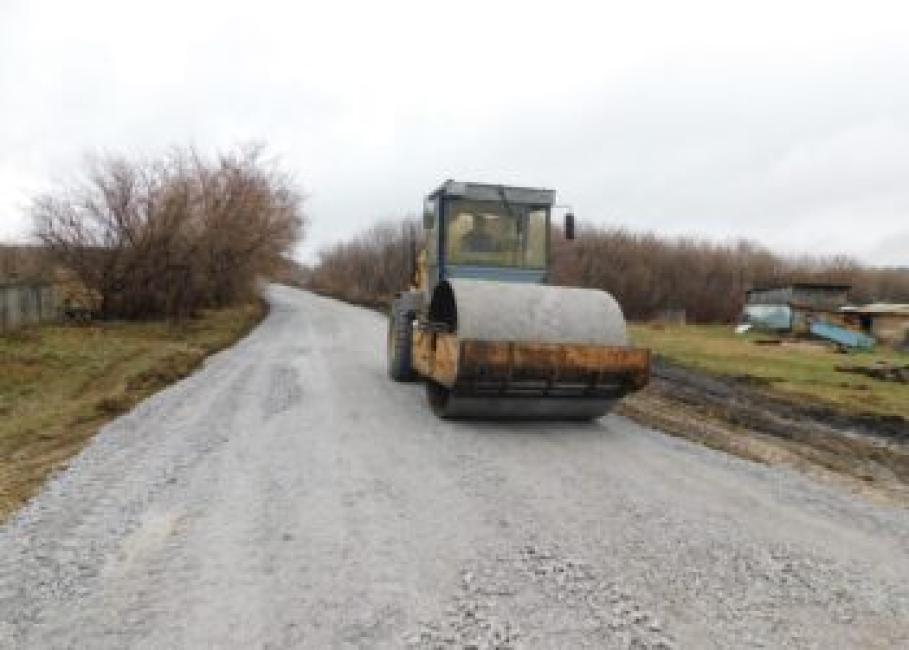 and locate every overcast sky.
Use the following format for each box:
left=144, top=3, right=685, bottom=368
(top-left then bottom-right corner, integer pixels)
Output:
left=1, top=0, right=907, bottom=264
